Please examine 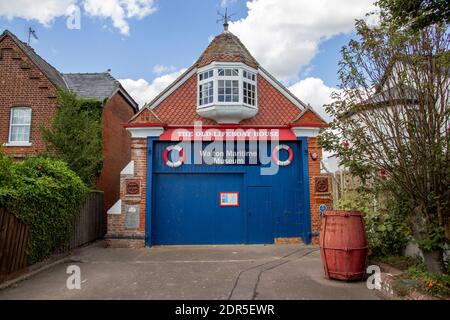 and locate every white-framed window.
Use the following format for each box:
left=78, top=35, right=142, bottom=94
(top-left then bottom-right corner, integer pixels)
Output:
left=8, top=107, right=32, bottom=145
left=218, top=68, right=239, bottom=76
left=198, top=69, right=214, bottom=106
left=218, top=80, right=239, bottom=102
left=199, top=70, right=214, bottom=81
left=197, top=63, right=258, bottom=109
left=242, top=70, right=256, bottom=107
left=243, top=70, right=256, bottom=81
left=243, top=81, right=256, bottom=106
left=199, top=81, right=214, bottom=106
